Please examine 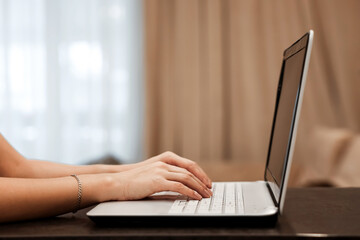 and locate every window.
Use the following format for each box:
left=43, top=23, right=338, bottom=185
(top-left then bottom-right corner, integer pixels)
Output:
left=0, top=0, right=143, bottom=164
